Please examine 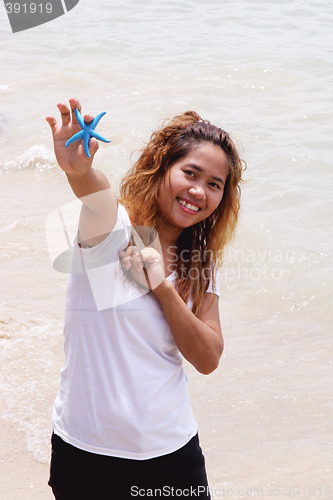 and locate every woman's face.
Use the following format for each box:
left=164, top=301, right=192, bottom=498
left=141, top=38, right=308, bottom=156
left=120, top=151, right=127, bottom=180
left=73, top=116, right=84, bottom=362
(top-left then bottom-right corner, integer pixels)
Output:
left=157, top=142, right=229, bottom=231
